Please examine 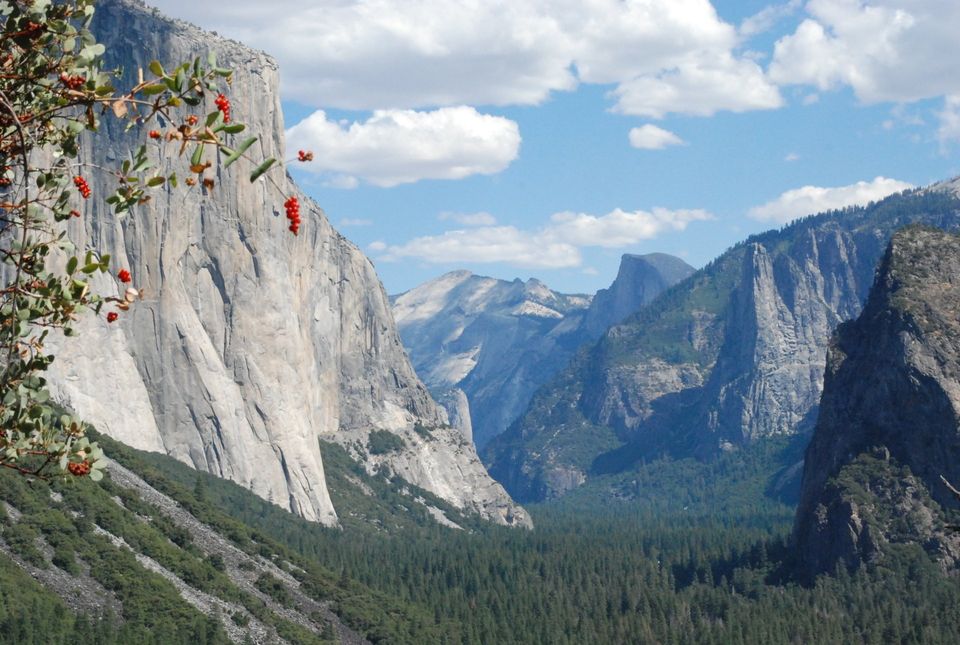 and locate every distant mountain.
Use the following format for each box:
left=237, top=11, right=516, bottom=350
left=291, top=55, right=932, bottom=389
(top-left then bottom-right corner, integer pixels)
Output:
left=794, top=226, right=960, bottom=577
left=487, top=183, right=960, bottom=503
left=392, top=254, right=693, bottom=448
left=580, top=253, right=696, bottom=339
